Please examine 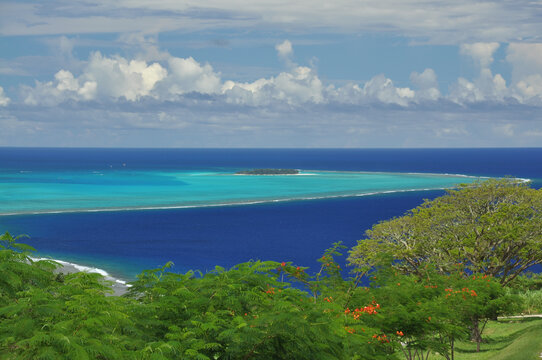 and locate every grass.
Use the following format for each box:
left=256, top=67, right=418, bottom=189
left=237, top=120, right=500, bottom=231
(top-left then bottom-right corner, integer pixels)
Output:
left=518, top=290, right=542, bottom=315
left=426, top=317, right=542, bottom=360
